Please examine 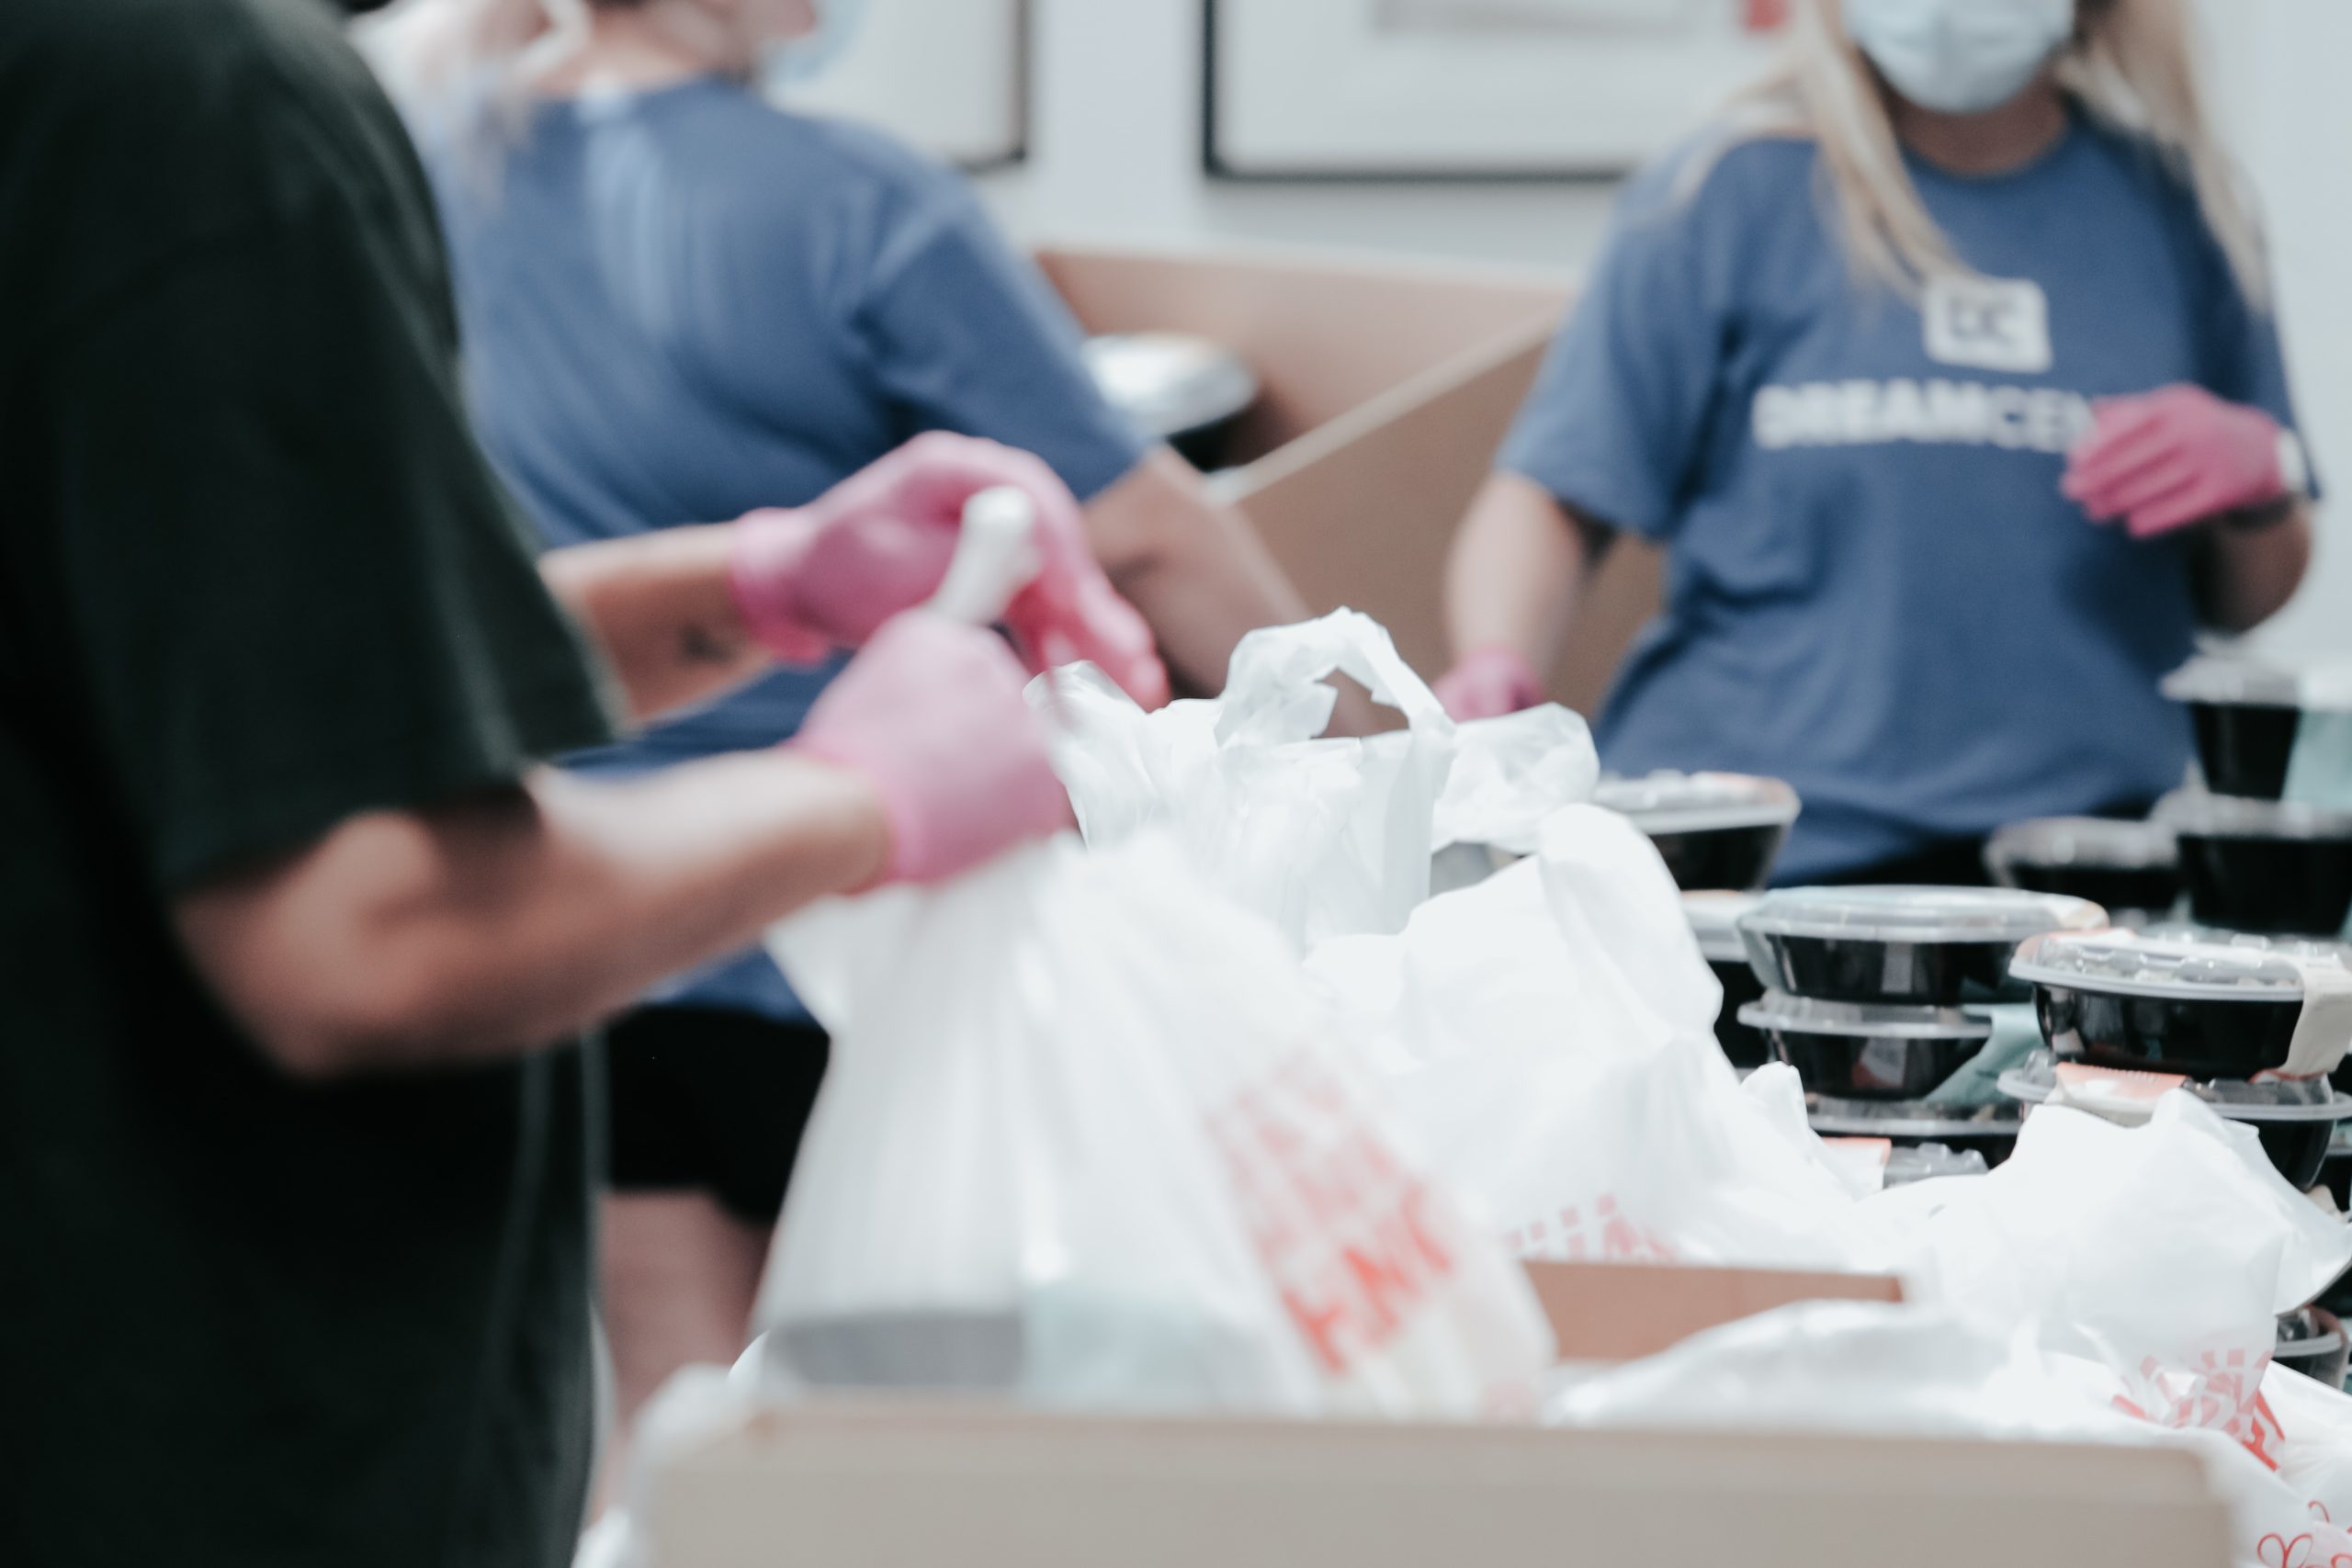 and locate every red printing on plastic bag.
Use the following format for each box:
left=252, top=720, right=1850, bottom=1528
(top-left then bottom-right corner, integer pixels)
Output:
left=1504, top=1194, right=1678, bottom=1264
left=1205, top=1050, right=1462, bottom=1379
